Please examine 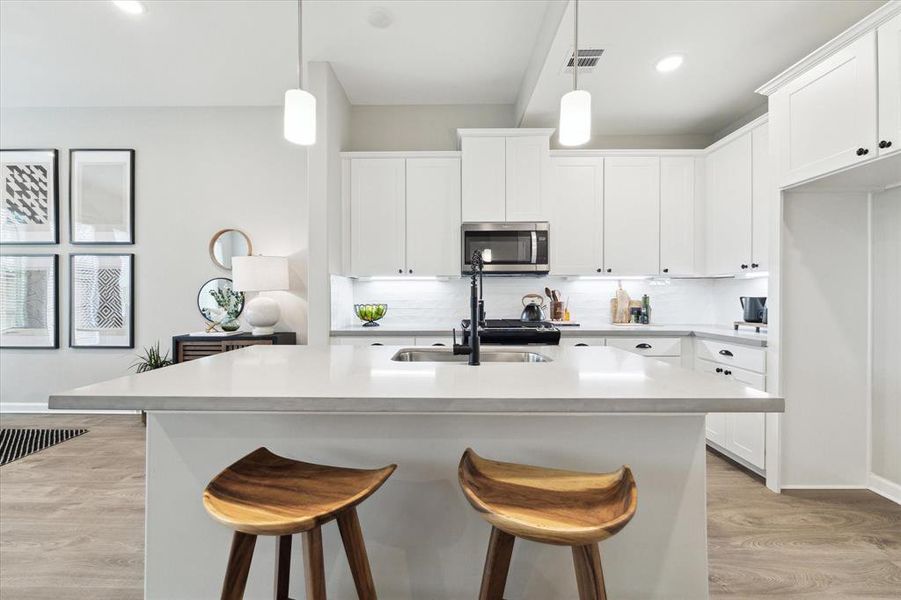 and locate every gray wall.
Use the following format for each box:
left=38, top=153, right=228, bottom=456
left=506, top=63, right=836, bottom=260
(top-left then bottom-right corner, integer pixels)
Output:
left=0, top=106, right=308, bottom=410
